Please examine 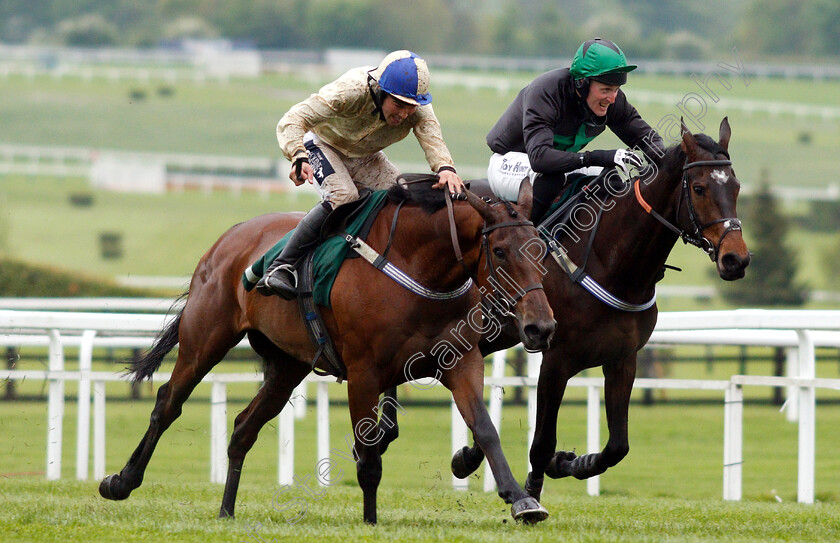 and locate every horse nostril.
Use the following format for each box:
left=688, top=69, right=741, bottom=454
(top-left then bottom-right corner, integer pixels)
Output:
left=524, top=324, right=540, bottom=340
left=524, top=321, right=555, bottom=342
left=721, top=252, right=749, bottom=272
